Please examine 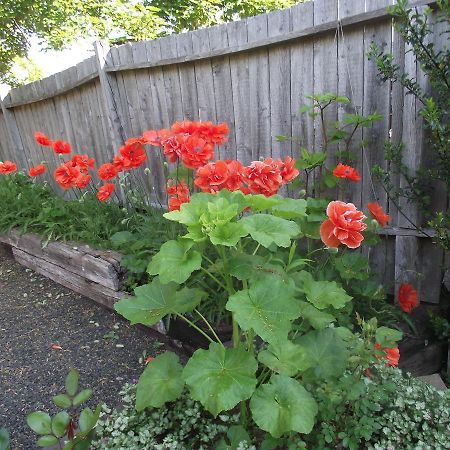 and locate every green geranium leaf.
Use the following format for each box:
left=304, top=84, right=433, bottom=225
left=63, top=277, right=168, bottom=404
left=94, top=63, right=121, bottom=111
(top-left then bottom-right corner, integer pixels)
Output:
left=215, top=189, right=250, bottom=213
left=183, top=343, right=257, bottom=416
left=227, top=253, right=266, bottom=280
left=209, top=222, right=248, bottom=246
left=271, top=198, right=307, bottom=219
left=65, top=369, right=79, bottom=397
left=258, top=339, right=311, bottom=376
left=163, top=193, right=214, bottom=225
left=334, top=253, right=369, bottom=280
left=115, top=277, right=204, bottom=326
left=147, top=239, right=202, bottom=284
left=36, top=435, right=58, bottom=447
left=52, top=394, right=72, bottom=409
left=375, top=327, right=403, bottom=347
left=240, top=214, right=300, bottom=248
left=52, top=412, right=70, bottom=438
left=250, top=375, right=318, bottom=438
left=246, top=194, right=284, bottom=212
left=299, top=302, right=336, bottom=329
left=136, top=352, right=184, bottom=410
left=110, top=230, right=134, bottom=248
left=300, top=272, right=352, bottom=310
left=296, top=328, right=348, bottom=378
left=26, top=412, right=52, bottom=435
left=226, top=277, right=301, bottom=344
